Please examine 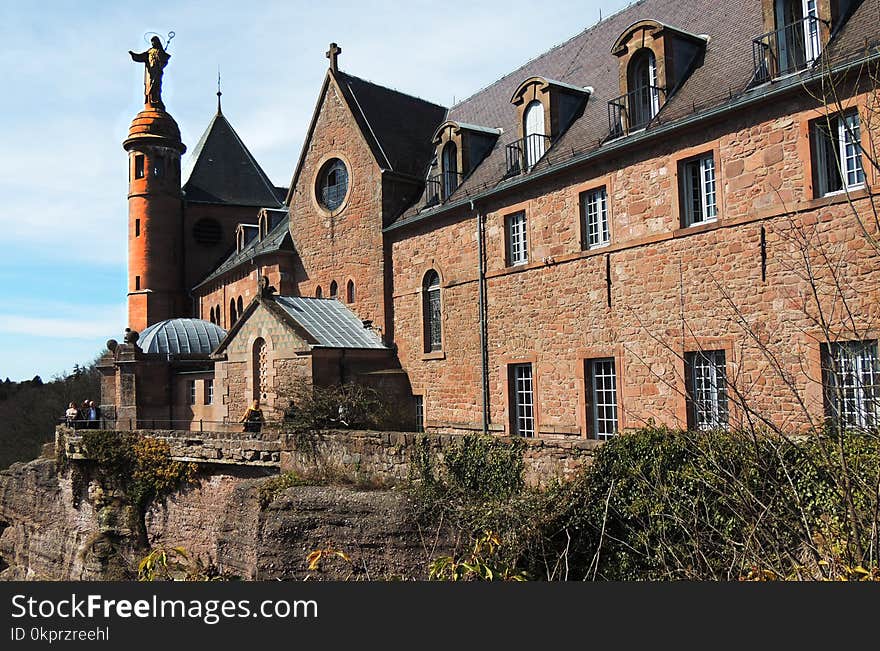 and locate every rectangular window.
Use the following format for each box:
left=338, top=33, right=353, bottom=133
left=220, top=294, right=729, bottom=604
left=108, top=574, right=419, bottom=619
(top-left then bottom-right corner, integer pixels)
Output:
left=821, top=340, right=878, bottom=430
left=581, top=186, right=610, bottom=249
left=685, top=350, right=729, bottom=431
left=135, top=275, right=140, bottom=291
left=586, top=358, right=618, bottom=440
left=135, top=218, right=140, bottom=237
left=812, top=110, right=865, bottom=197
left=134, top=154, right=145, bottom=179
left=188, top=380, right=197, bottom=406
left=205, top=379, right=214, bottom=405
left=509, top=363, right=535, bottom=437
left=153, top=157, right=165, bottom=178
left=505, top=212, right=528, bottom=266
left=414, top=395, right=424, bottom=432
left=680, top=154, right=717, bottom=227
